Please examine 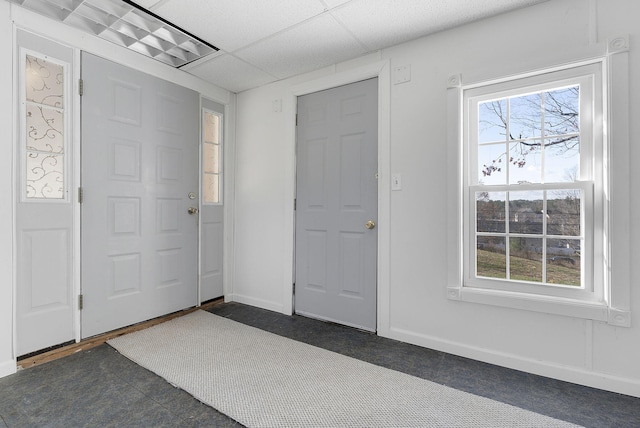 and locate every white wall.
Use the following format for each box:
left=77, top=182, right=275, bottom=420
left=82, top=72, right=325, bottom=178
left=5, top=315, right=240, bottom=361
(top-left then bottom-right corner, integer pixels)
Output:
left=0, top=0, right=15, bottom=377
left=231, top=0, right=640, bottom=397
left=0, top=5, right=233, bottom=377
